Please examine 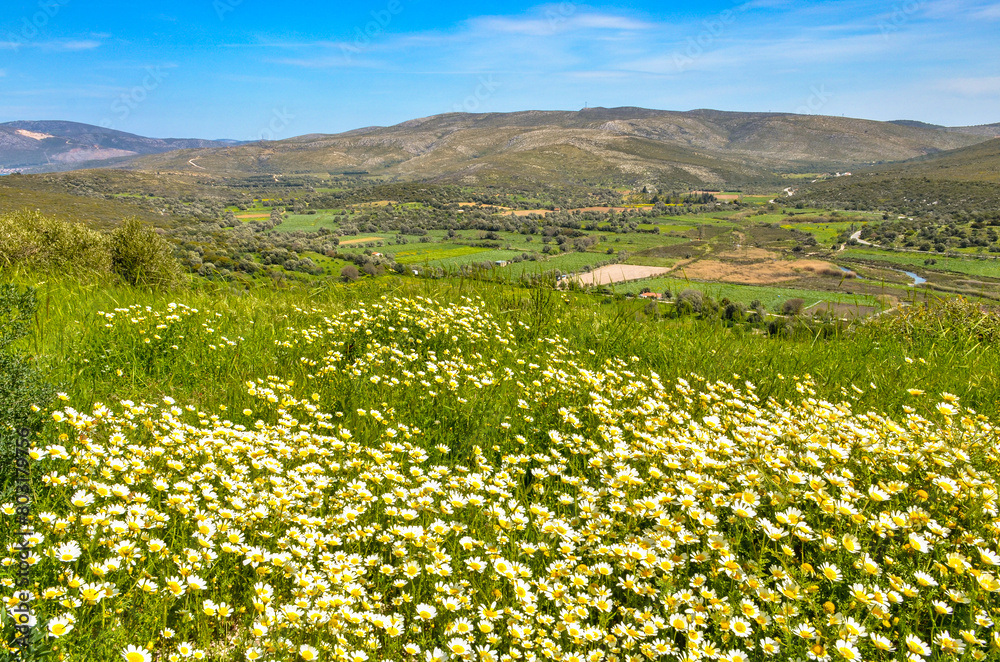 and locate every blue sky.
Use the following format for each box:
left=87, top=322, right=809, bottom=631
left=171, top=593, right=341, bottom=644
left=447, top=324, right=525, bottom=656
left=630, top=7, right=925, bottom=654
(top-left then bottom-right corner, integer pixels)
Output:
left=1, top=0, right=998, bottom=139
